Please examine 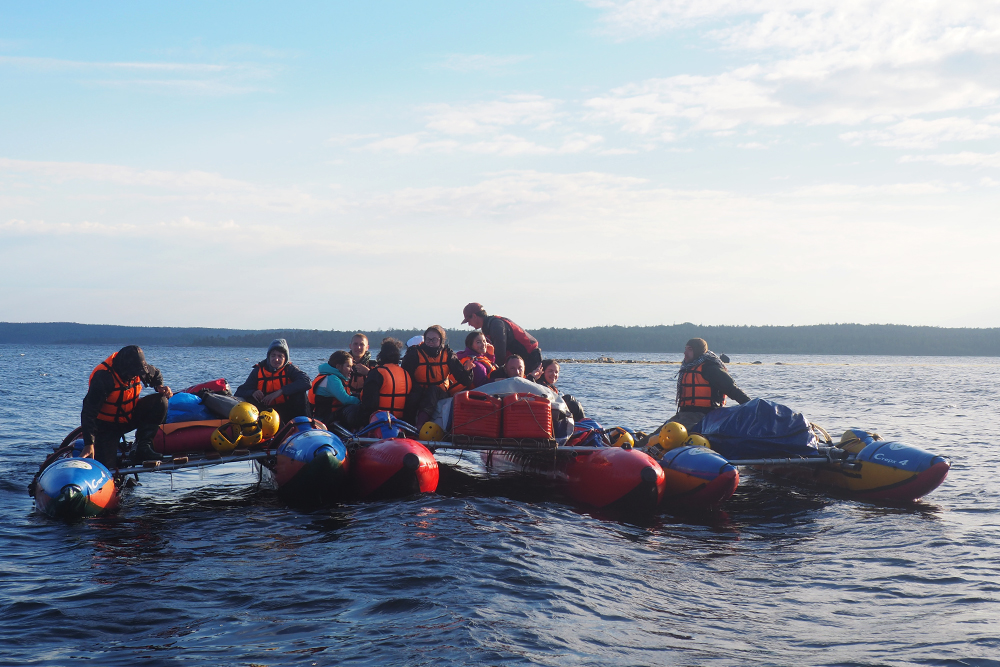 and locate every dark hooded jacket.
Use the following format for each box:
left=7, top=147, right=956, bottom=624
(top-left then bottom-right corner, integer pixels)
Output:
left=81, top=345, right=165, bottom=445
